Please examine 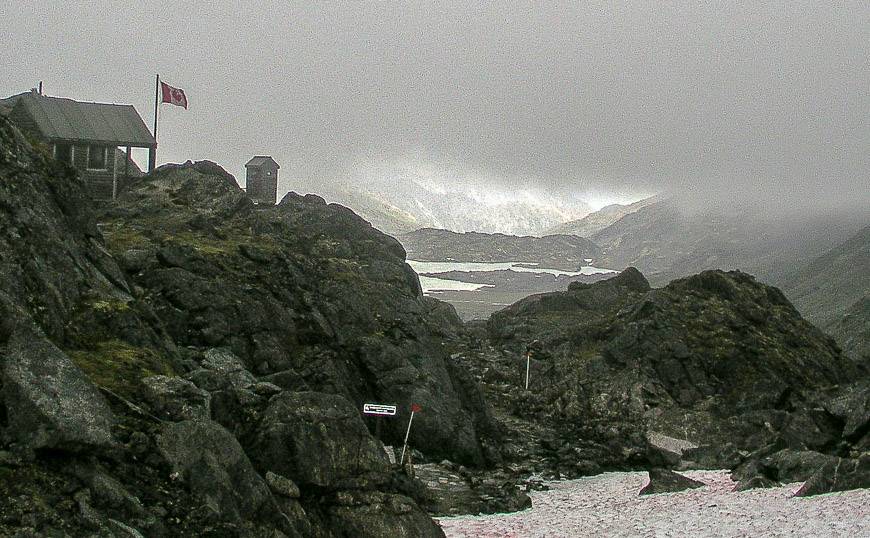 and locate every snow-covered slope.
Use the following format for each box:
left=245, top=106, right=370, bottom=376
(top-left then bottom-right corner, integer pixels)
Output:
left=295, top=164, right=593, bottom=236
